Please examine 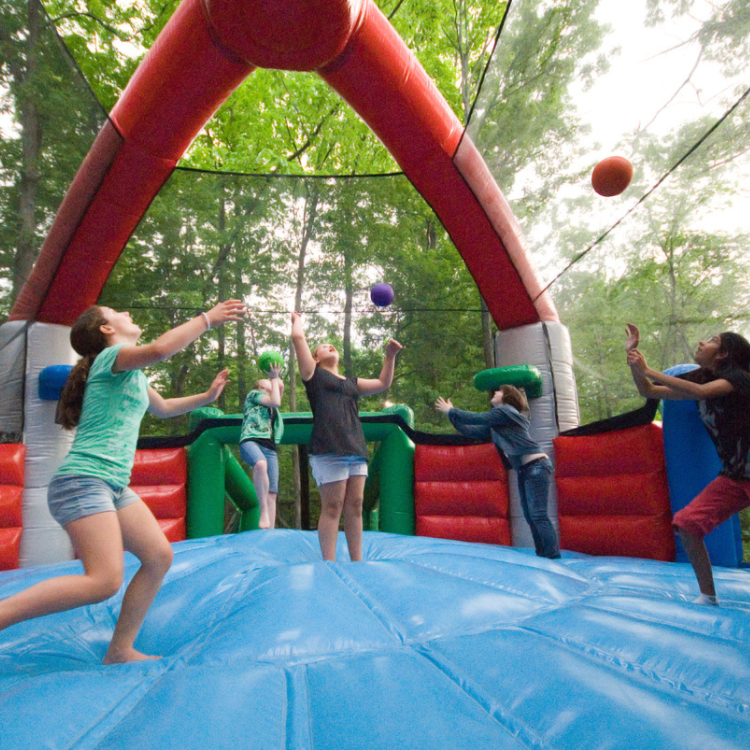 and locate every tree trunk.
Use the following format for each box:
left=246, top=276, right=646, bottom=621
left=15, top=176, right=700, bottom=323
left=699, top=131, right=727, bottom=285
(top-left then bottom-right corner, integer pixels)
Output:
left=289, top=184, right=319, bottom=528
left=343, top=247, right=353, bottom=375
left=235, top=262, right=247, bottom=405
left=216, top=194, right=229, bottom=412
left=13, top=0, right=43, bottom=303
left=481, top=297, right=495, bottom=369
